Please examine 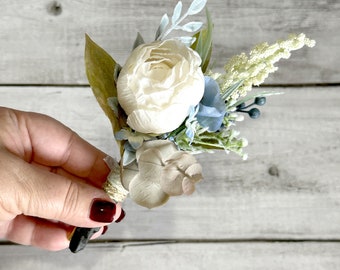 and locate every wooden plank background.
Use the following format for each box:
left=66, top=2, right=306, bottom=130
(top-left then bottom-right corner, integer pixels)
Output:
left=0, top=0, right=339, bottom=269
left=0, top=0, right=339, bottom=84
